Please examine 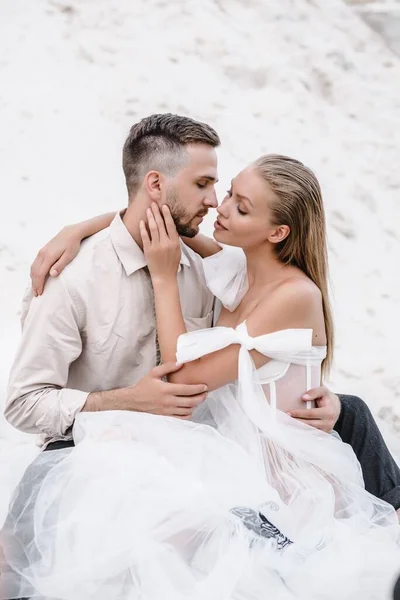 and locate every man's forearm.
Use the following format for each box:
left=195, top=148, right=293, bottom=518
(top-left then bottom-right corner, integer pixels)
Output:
left=82, top=386, right=136, bottom=412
